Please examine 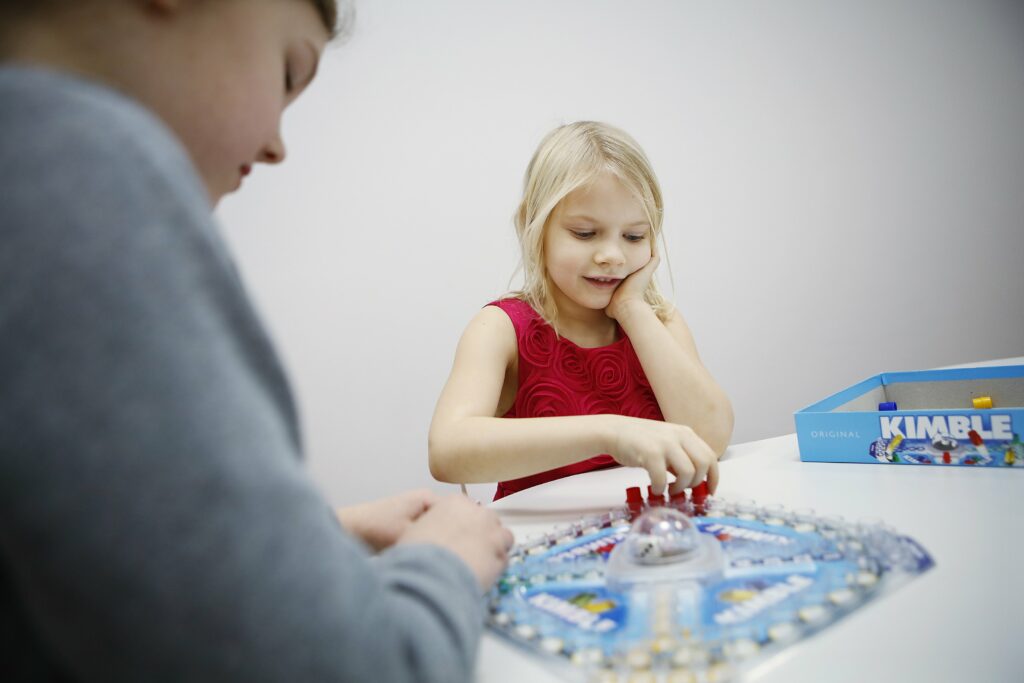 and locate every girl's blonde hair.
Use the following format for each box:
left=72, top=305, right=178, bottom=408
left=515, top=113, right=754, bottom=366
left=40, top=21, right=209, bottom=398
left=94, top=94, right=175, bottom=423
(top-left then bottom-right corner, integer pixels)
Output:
left=511, top=121, right=672, bottom=328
